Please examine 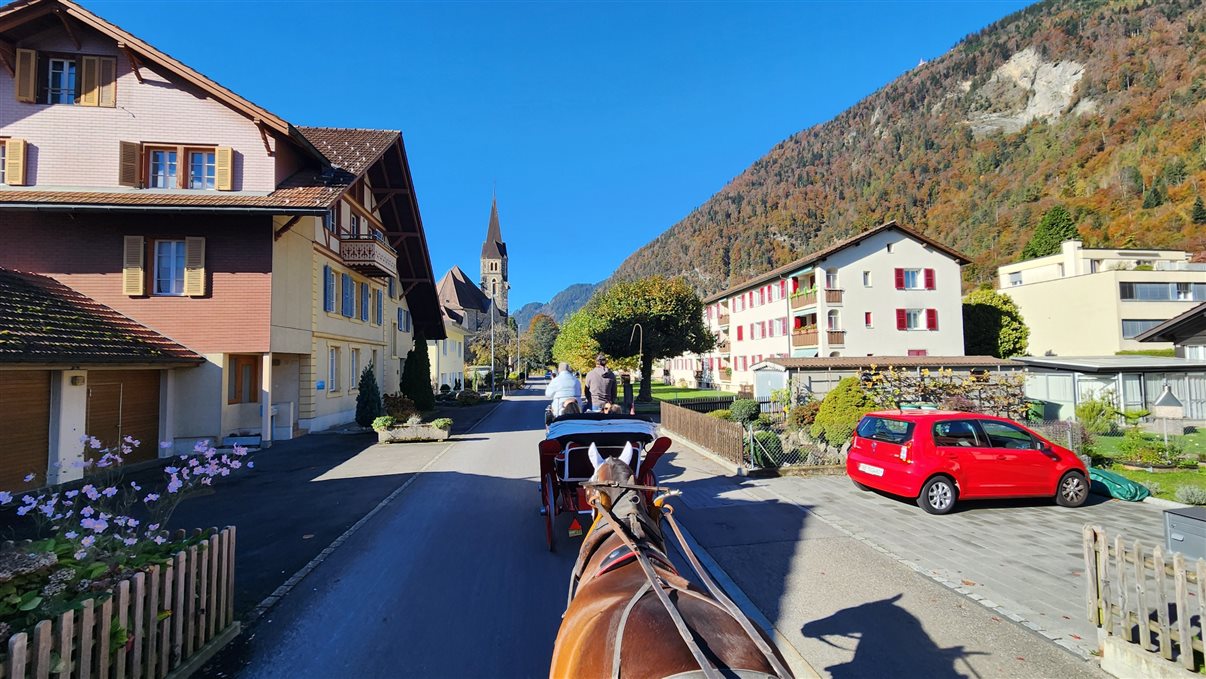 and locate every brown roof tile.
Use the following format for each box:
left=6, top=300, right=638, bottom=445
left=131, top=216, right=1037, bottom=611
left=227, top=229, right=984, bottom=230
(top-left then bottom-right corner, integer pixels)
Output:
left=0, top=269, right=202, bottom=365
left=297, top=127, right=400, bottom=176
